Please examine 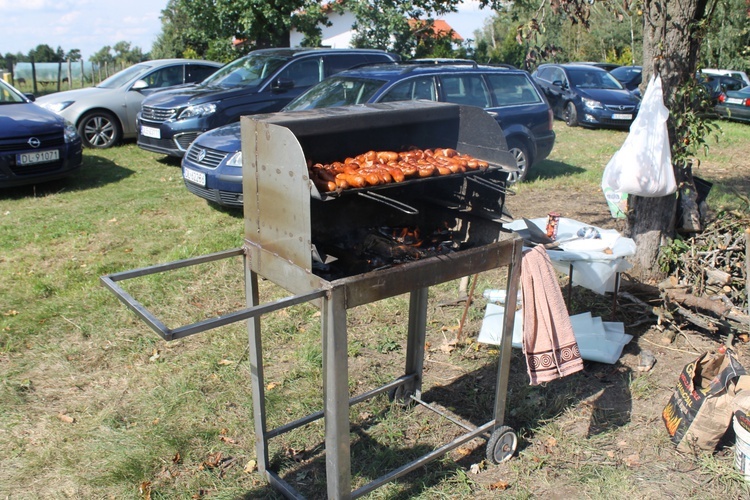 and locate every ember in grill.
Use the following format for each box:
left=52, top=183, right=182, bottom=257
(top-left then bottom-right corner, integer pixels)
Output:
left=314, top=224, right=461, bottom=279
